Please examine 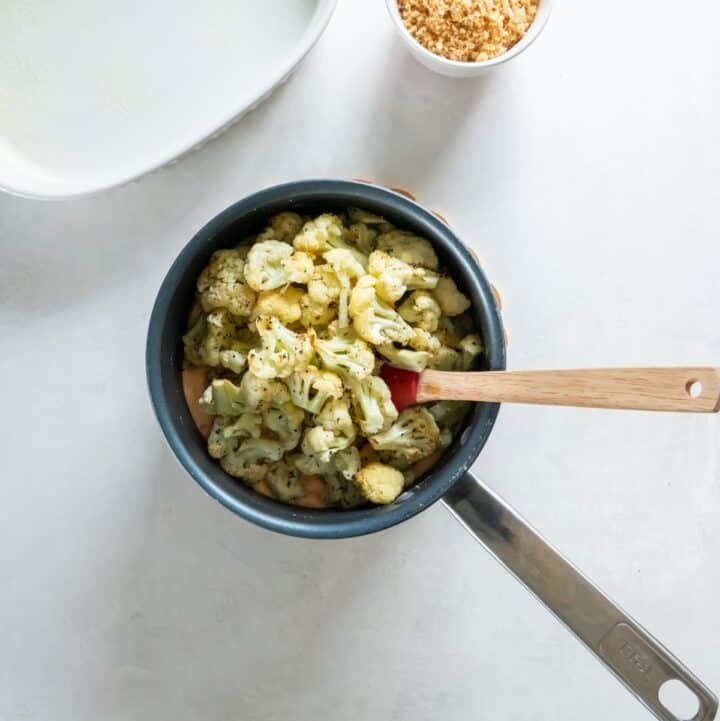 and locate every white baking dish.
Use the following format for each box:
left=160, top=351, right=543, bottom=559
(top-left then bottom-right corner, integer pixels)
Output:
left=0, top=0, right=336, bottom=199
